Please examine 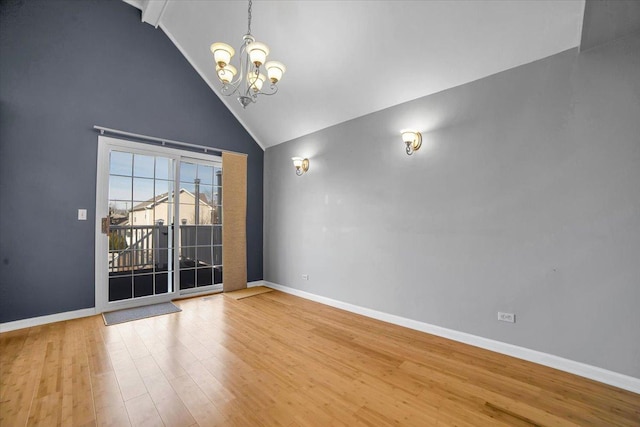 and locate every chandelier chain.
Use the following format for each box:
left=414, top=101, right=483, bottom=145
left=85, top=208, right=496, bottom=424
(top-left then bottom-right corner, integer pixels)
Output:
left=247, top=0, right=252, bottom=35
